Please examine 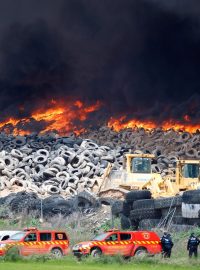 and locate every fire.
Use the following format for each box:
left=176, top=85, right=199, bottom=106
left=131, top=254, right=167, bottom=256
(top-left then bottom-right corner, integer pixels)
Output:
left=108, top=116, right=156, bottom=131
left=108, top=116, right=200, bottom=133
left=0, top=100, right=102, bottom=135
left=0, top=101, right=199, bottom=135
